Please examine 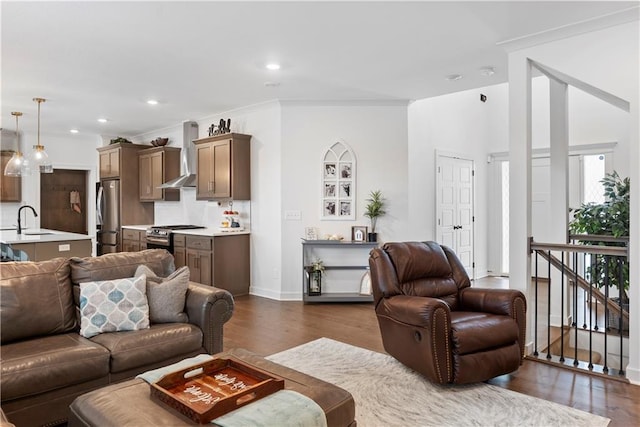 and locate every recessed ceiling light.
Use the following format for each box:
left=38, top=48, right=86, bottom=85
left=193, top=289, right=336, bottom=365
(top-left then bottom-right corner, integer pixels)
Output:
left=265, top=63, right=281, bottom=71
left=480, top=67, right=496, bottom=76
left=97, top=118, right=108, bottom=123
left=147, top=99, right=159, bottom=105
left=445, top=74, right=463, bottom=81
left=70, top=129, right=79, bottom=134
